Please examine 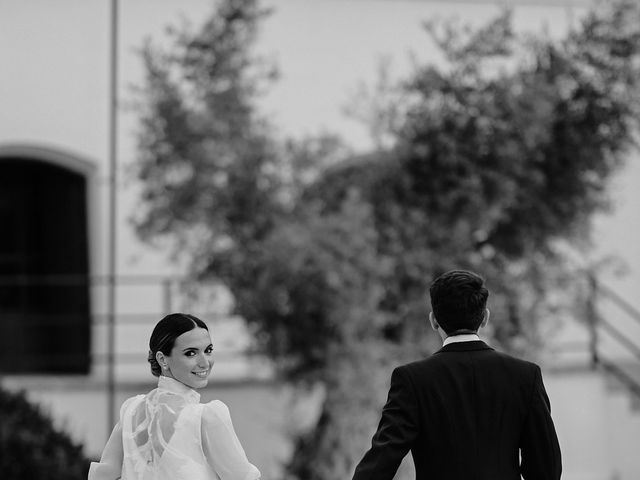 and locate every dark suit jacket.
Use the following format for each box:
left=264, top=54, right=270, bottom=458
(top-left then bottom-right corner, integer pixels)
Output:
left=352, top=341, right=561, bottom=480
